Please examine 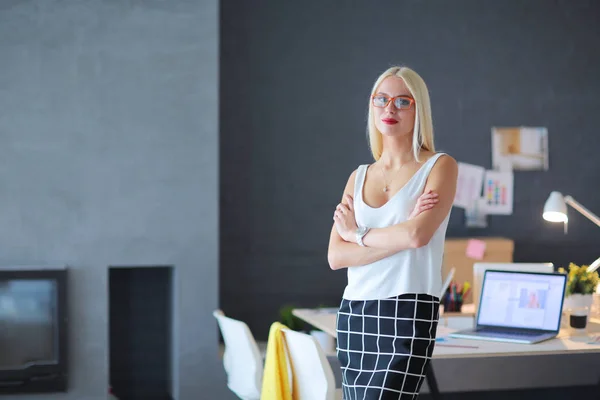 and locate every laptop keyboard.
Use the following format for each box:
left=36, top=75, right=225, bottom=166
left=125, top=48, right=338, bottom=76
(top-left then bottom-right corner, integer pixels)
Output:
left=477, top=329, right=543, bottom=337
